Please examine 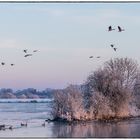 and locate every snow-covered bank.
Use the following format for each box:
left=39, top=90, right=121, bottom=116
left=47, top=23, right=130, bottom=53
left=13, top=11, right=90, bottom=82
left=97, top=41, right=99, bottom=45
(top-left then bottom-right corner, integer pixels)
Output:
left=0, top=98, right=53, bottom=103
